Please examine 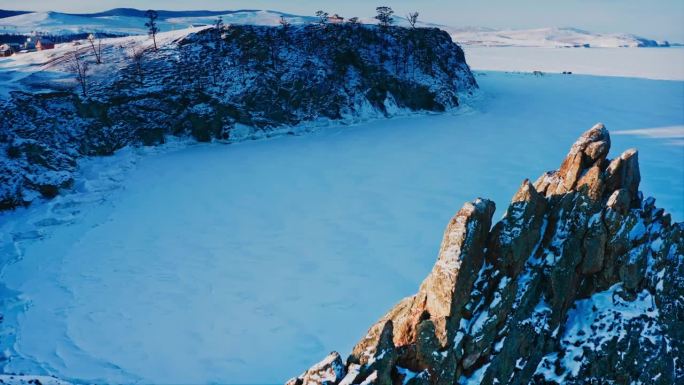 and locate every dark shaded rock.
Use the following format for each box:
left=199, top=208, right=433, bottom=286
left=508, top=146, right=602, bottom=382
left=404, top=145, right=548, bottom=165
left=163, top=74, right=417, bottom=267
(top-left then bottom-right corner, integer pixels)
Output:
left=489, top=179, right=547, bottom=276
left=347, top=320, right=397, bottom=385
